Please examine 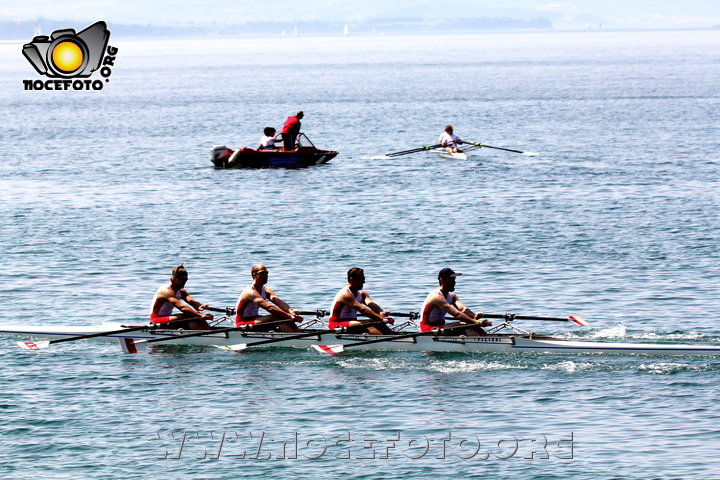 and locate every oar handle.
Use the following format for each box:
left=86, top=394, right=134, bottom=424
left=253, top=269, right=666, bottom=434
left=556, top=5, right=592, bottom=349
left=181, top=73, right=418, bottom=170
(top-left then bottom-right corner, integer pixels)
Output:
left=206, top=306, right=236, bottom=315
left=387, top=312, right=419, bottom=319
left=297, top=310, right=328, bottom=317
